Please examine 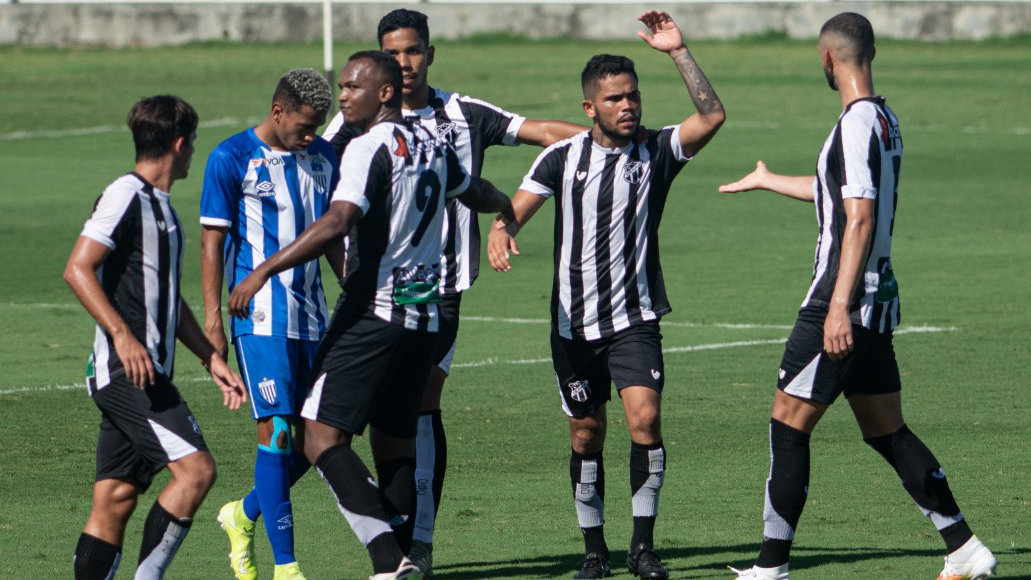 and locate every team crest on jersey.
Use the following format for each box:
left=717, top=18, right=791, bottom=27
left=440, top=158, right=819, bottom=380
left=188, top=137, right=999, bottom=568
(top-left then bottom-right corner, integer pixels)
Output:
left=567, top=380, right=591, bottom=403
left=623, top=161, right=644, bottom=184
left=435, top=122, right=458, bottom=143
left=255, top=181, right=276, bottom=197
